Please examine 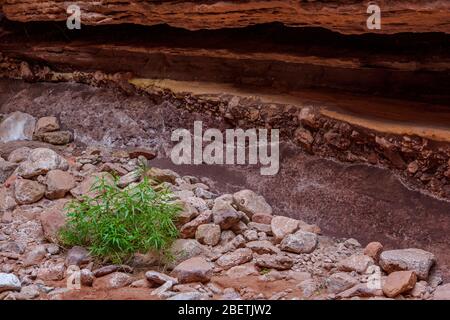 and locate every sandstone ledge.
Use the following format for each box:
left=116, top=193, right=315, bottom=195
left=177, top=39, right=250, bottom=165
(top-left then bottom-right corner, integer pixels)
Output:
left=2, top=0, right=450, bottom=34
